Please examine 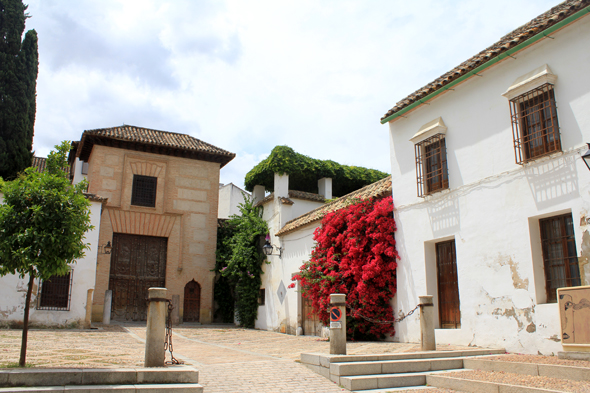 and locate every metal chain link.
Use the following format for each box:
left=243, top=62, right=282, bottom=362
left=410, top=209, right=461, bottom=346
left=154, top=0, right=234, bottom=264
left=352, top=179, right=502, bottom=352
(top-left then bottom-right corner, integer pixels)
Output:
left=345, top=304, right=421, bottom=325
left=164, top=300, right=183, bottom=365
